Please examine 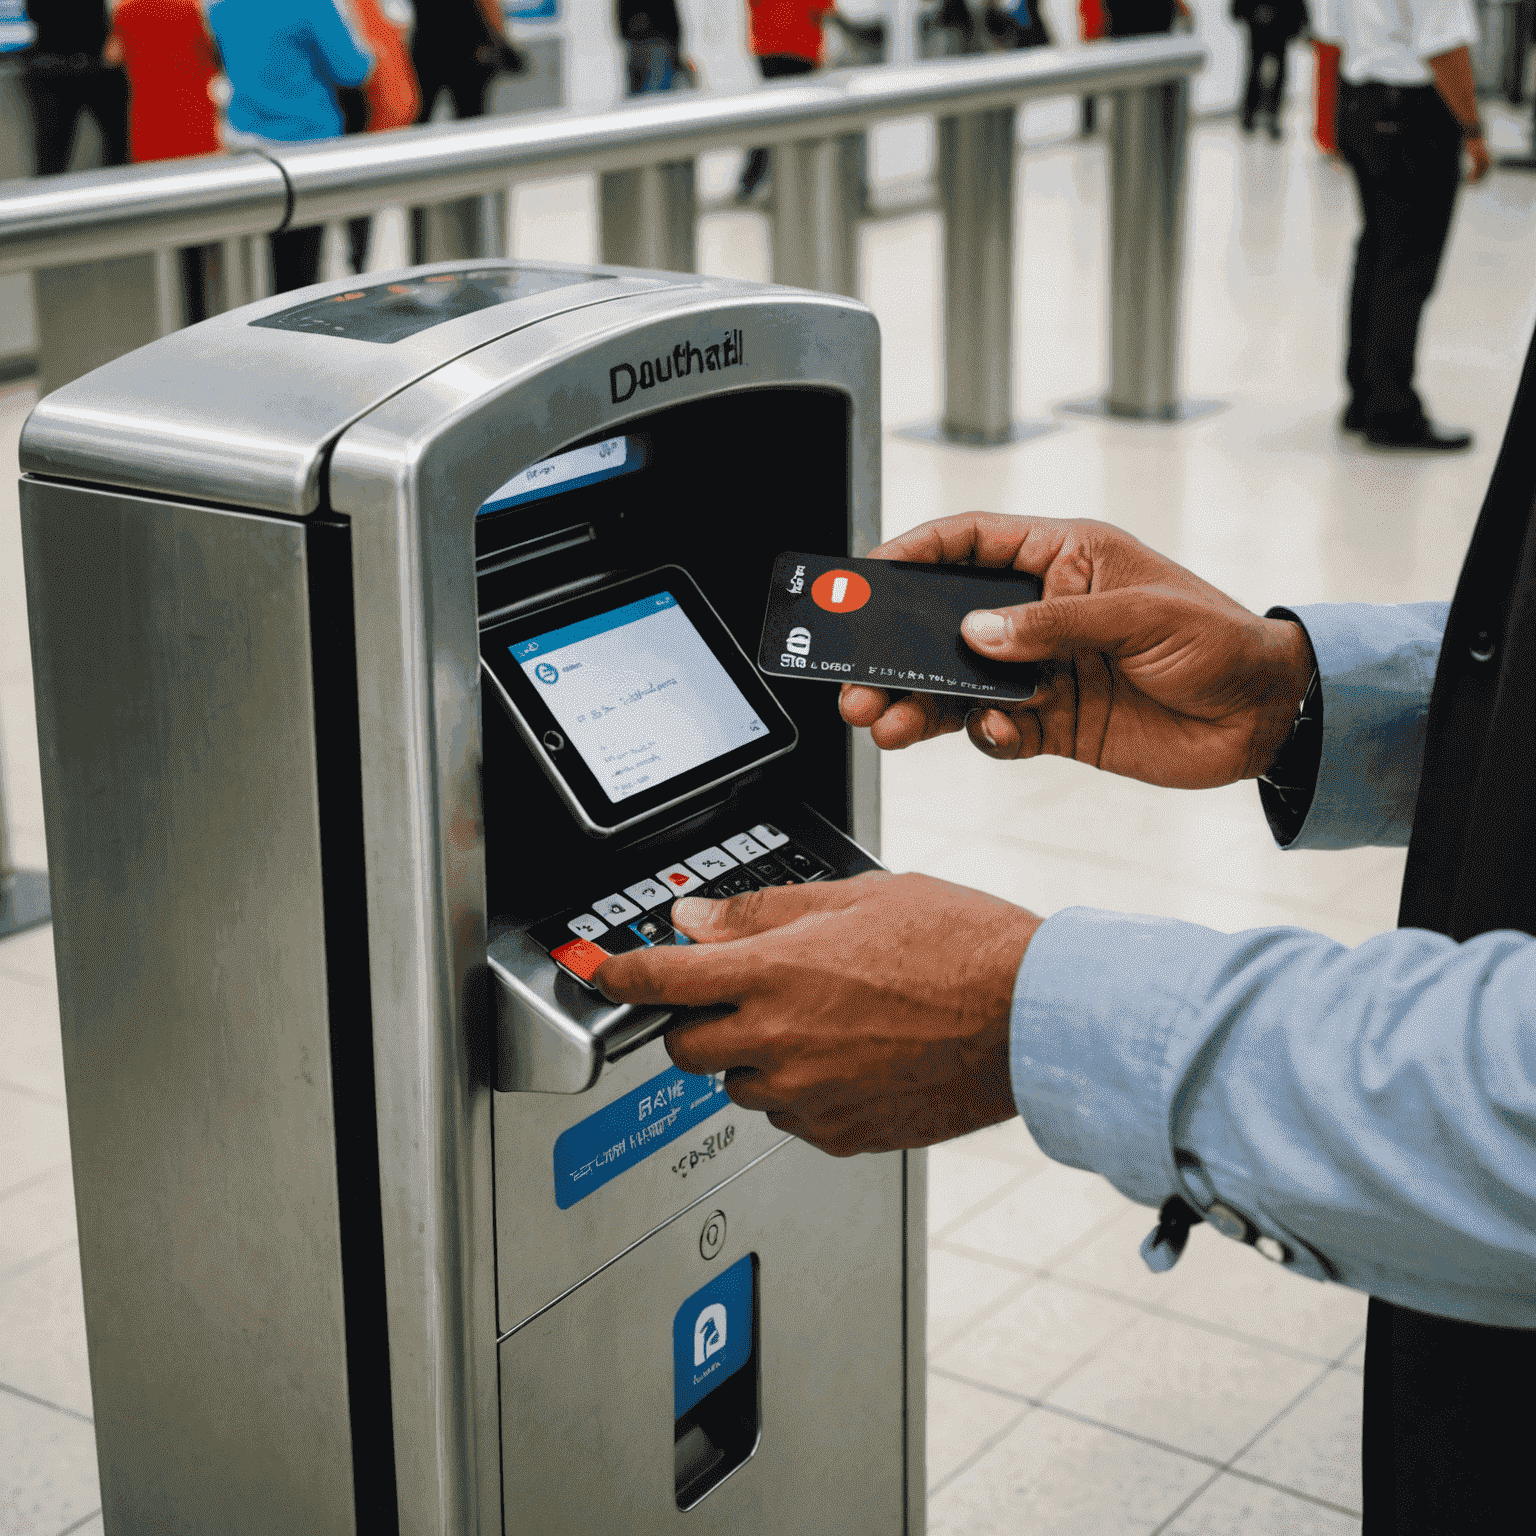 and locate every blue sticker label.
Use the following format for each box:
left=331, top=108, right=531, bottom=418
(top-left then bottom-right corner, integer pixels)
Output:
left=552, top=1065, right=728, bottom=1210
left=674, top=1254, right=755, bottom=1420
